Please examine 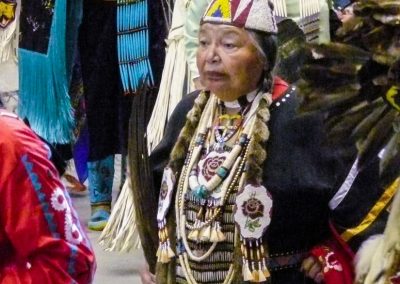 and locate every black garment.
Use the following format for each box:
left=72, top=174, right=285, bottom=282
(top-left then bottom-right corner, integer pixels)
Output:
left=22, top=118, right=67, bottom=176
left=149, top=89, right=383, bottom=283
left=54, top=143, right=73, bottom=161
left=20, top=0, right=55, bottom=54
left=331, top=158, right=387, bottom=250
left=148, top=0, right=168, bottom=85
left=78, top=1, right=131, bottom=161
